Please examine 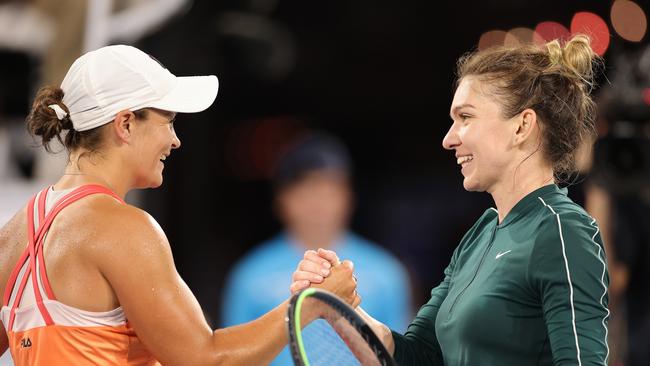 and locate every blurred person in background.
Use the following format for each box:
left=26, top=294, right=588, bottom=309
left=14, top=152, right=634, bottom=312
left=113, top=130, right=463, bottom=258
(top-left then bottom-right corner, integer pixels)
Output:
left=221, top=131, right=412, bottom=366
left=293, top=35, right=610, bottom=365
left=585, top=42, right=650, bottom=366
left=0, top=45, right=358, bottom=365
